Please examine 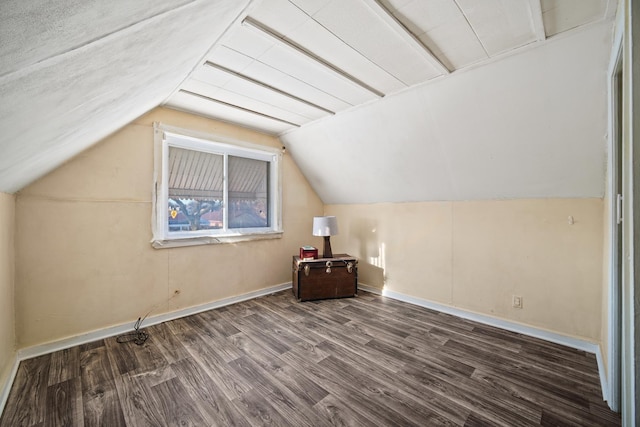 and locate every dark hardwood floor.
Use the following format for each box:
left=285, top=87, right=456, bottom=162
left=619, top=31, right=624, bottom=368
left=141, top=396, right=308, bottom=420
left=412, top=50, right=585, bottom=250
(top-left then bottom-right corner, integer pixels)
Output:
left=0, top=290, right=621, bottom=426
